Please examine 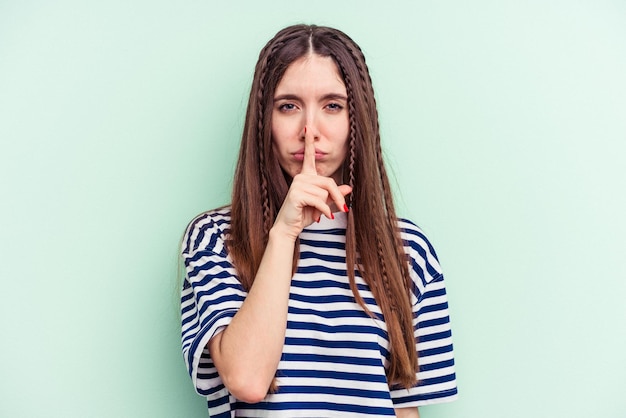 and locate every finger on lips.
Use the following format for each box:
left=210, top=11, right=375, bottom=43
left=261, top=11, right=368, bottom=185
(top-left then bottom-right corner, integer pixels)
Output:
left=298, top=125, right=351, bottom=220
